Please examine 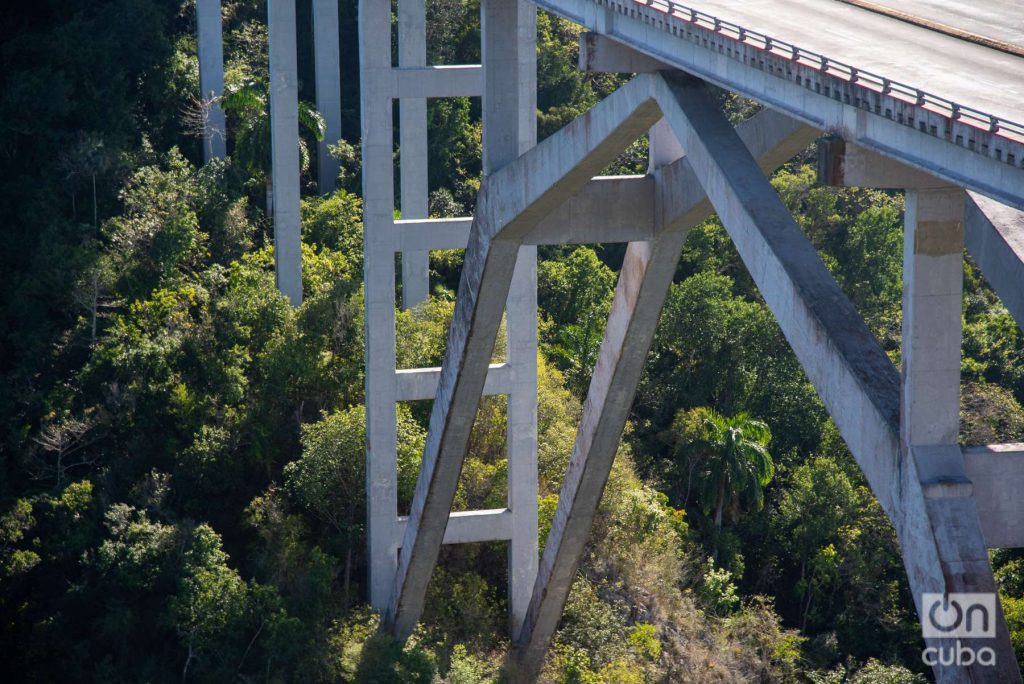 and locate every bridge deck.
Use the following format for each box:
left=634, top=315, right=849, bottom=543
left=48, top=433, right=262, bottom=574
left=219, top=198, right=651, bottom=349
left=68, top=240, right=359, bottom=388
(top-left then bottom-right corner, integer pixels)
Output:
left=639, top=0, right=1024, bottom=128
